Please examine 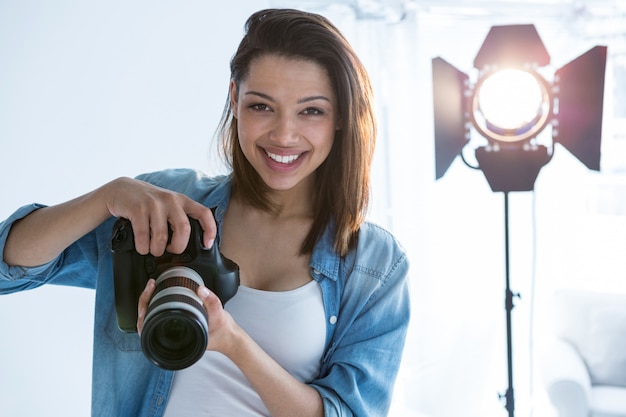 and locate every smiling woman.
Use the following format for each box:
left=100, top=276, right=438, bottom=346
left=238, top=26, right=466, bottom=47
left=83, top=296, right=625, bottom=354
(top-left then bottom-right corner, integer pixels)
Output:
left=0, top=6, right=409, bottom=417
